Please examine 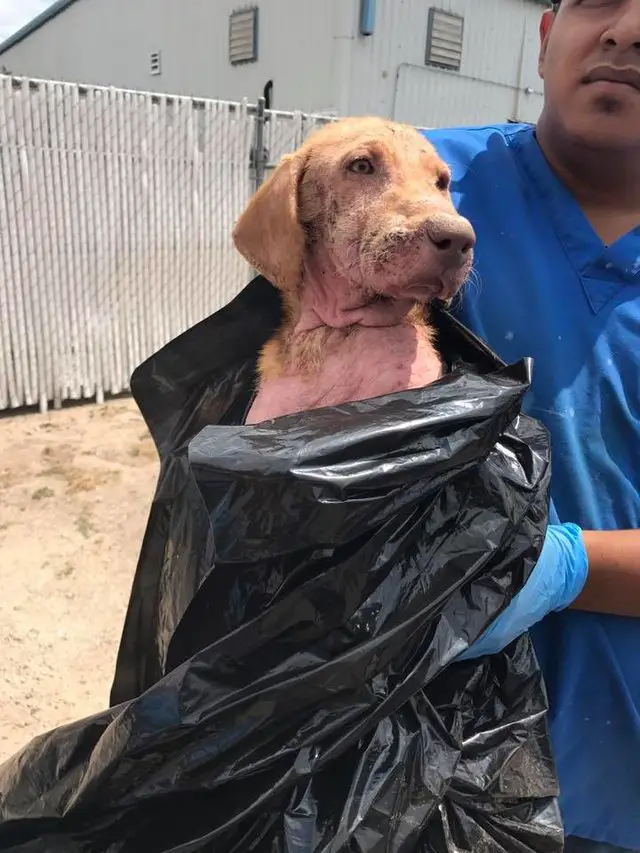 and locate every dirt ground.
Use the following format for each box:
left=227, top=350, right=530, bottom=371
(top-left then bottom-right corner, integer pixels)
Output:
left=0, top=396, right=159, bottom=763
